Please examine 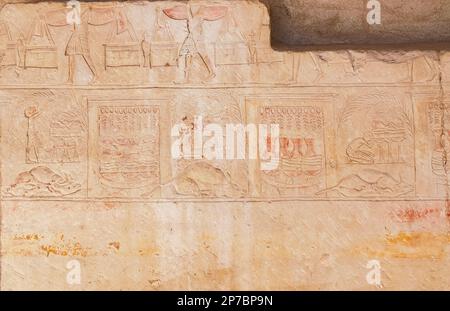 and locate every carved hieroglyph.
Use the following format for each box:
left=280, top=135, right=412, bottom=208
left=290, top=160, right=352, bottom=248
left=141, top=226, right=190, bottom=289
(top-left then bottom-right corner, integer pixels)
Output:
left=0, top=1, right=449, bottom=290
